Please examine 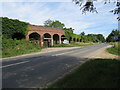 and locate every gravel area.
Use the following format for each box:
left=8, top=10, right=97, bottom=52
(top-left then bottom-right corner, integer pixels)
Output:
left=89, top=47, right=119, bottom=60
